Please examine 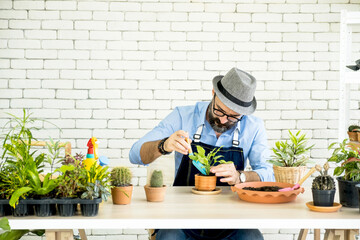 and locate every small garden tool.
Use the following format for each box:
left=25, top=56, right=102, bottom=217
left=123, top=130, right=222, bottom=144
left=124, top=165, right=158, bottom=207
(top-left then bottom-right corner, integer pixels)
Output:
left=278, top=165, right=320, bottom=192
left=185, top=138, right=207, bottom=175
